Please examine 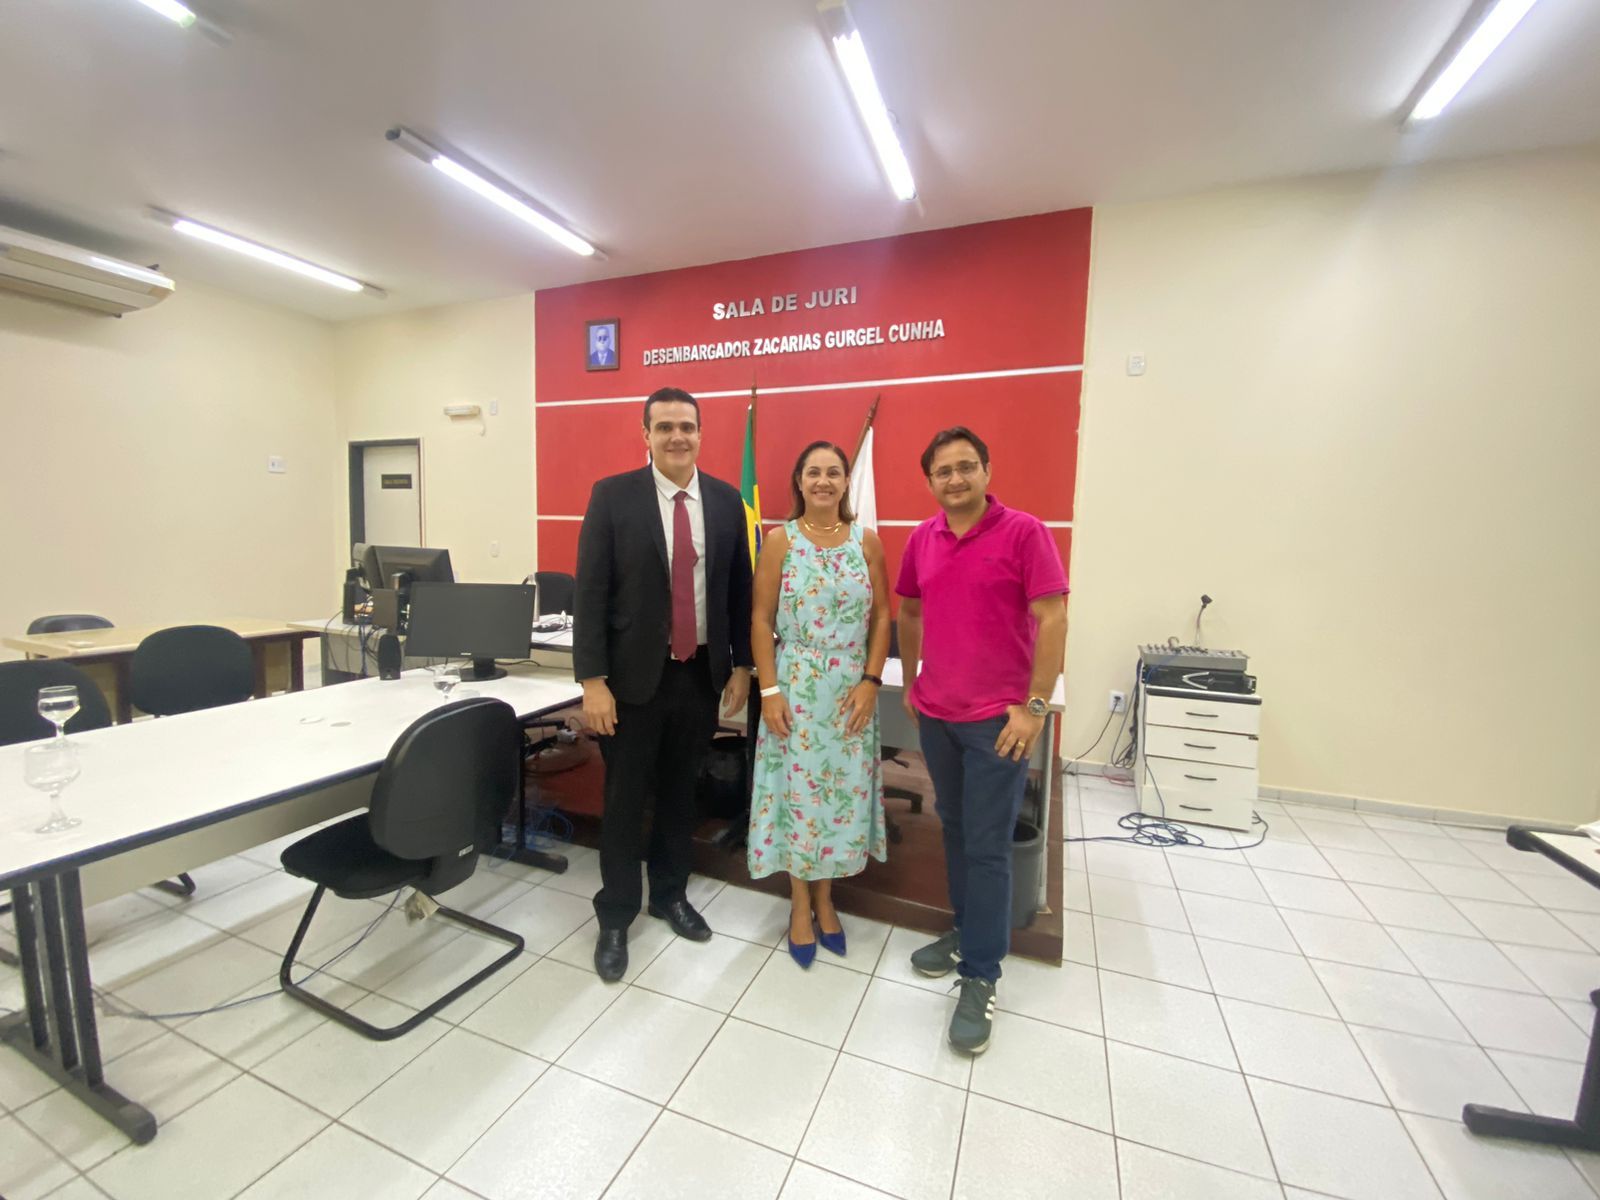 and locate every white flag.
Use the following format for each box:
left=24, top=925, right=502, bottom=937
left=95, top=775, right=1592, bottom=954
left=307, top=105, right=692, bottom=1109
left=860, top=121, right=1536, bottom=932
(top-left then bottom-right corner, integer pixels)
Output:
left=849, top=425, right=878, bottom=531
